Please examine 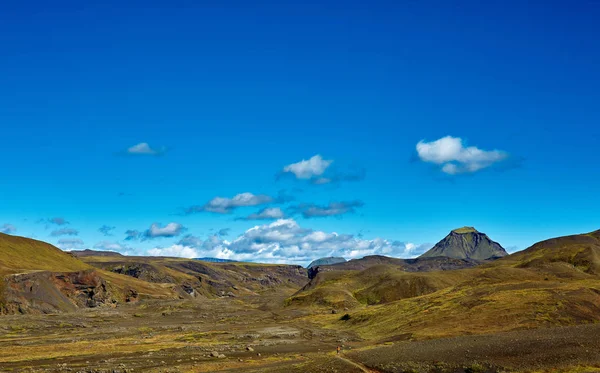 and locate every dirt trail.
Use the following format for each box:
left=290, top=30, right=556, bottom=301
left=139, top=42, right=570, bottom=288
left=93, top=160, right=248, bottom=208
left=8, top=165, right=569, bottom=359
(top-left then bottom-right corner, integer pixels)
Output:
left=337, top=354, right=379, bottom=373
